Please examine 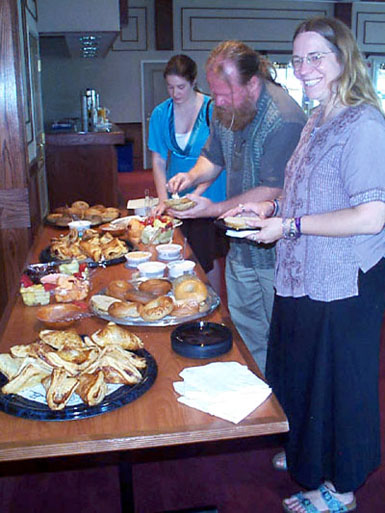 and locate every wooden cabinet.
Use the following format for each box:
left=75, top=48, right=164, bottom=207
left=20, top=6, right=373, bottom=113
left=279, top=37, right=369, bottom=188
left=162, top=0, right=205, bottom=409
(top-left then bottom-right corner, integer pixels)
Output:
left=45, top=126, right=124, bottom=209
